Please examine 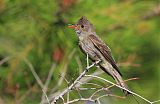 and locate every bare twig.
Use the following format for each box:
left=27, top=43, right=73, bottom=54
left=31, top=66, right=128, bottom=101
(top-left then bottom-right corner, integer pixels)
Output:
left=117, top=62, right=141, bottom=67
left=152, top=99, right=160, bottom=104
left=75, top=87, right=99, bottom=90
left=44, top=63, right=56, bottom=91
left=106, top=77, right=139, bottom=90
left=90, top=88, right=105, bottom=99
left=24, top=58, right=51, bottom=104
left=67, top=90, right=70, bottom=103
left=42, top=89, right=50, bottom=104
left=77, top=81, right=103, bottom=88
left=57, top=49, right=76, bottom=87
left=51, top=60, right=101, bottom=104
left=1, top=55, right=159, bottom=104
left=41, top=63, right=56, bottom=104
left=75, top=70, right=103, bottom=87
left=85, top=75, right=159, bottom=104
left=24, top=58, right=44, bottom=89
left=89, top=77, right=138, bottom=99
left=0, top=56, right=12, bottom=66
left=64, top=98, right=94, bottom=104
